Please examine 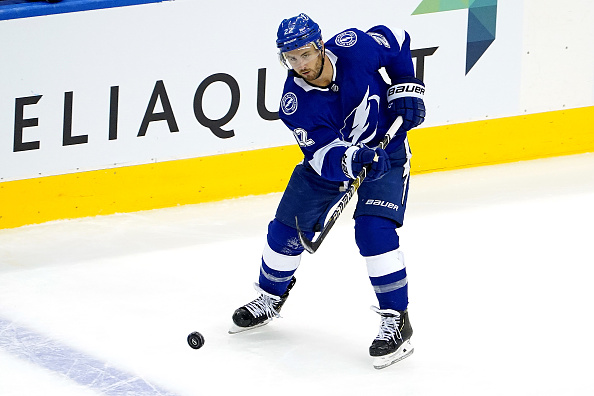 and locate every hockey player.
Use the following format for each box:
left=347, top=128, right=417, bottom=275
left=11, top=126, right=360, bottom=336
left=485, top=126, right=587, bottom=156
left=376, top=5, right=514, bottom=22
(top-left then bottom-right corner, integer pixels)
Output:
left=230, top=13, right=425, bottom=369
